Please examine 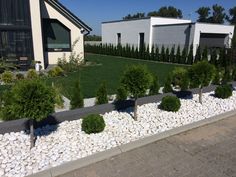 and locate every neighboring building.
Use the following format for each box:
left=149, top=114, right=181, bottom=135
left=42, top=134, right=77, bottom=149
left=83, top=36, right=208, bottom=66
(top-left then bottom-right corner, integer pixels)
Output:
left=102, top=17, right=234, bottom=56
left=0, top=0, right=92, bottom=70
